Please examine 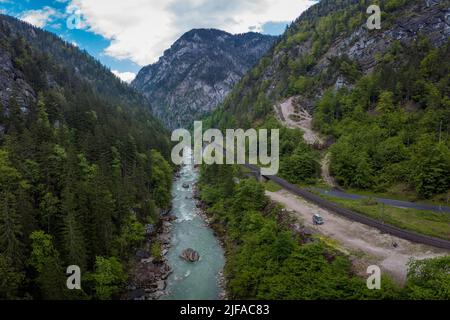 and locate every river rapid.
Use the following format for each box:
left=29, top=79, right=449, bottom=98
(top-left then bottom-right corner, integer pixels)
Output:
left=161, top=150, right=225, bottom=300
